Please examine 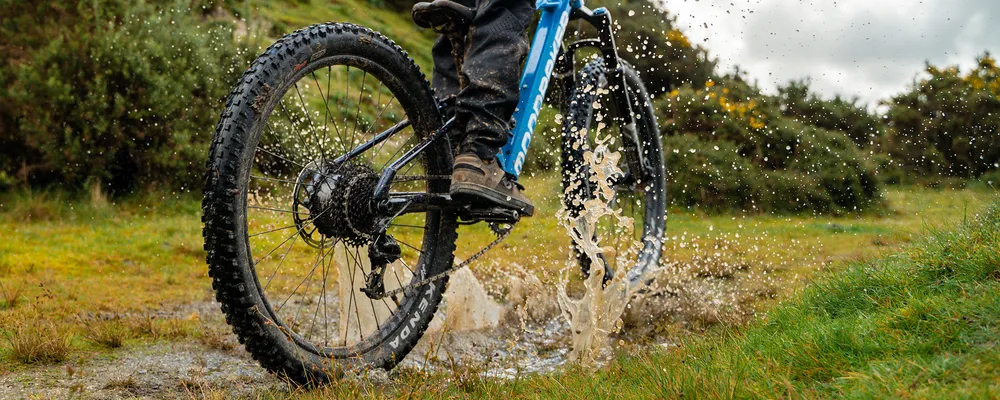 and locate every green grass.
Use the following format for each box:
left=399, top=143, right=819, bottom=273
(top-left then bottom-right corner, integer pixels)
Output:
left=248, top=0, right=437, bottom=71
left=461, top=201, right=1000, bottom=398
left=0, top=183, right=993, bottom=375
left=254, top=198, right=1000, bottom=399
